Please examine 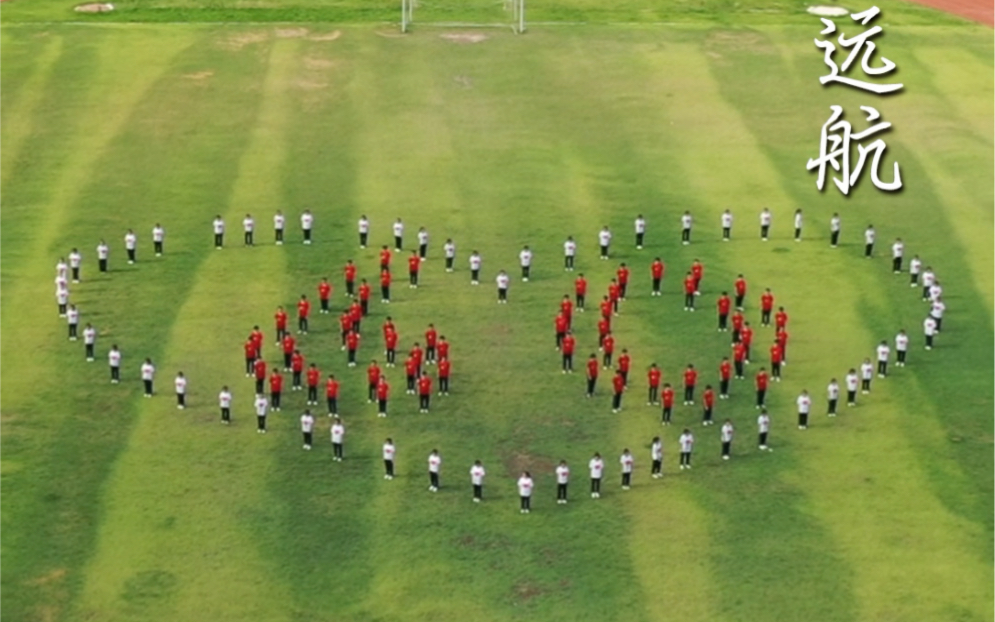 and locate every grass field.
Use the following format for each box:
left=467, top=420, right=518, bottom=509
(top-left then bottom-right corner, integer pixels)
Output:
left=1, top=2, right=993, bottom=621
